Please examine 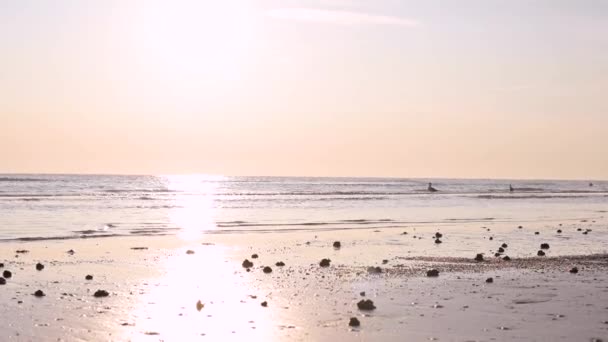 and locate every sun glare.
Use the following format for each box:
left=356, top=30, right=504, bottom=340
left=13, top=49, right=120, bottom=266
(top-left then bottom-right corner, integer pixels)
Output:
left=130, top=2, right=257, bottom=86
left=164, top=174, right=223, bottom=240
